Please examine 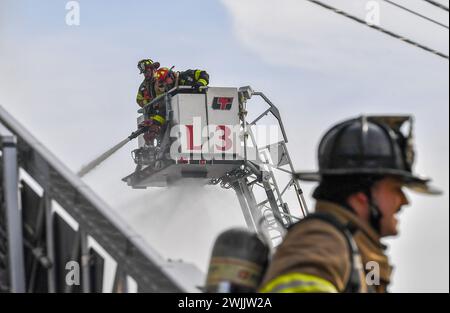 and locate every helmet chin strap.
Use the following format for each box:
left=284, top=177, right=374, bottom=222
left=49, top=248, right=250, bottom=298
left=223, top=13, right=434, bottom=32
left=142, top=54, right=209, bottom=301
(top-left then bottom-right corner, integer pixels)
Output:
left=365, top=190, right=382, bottom=234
